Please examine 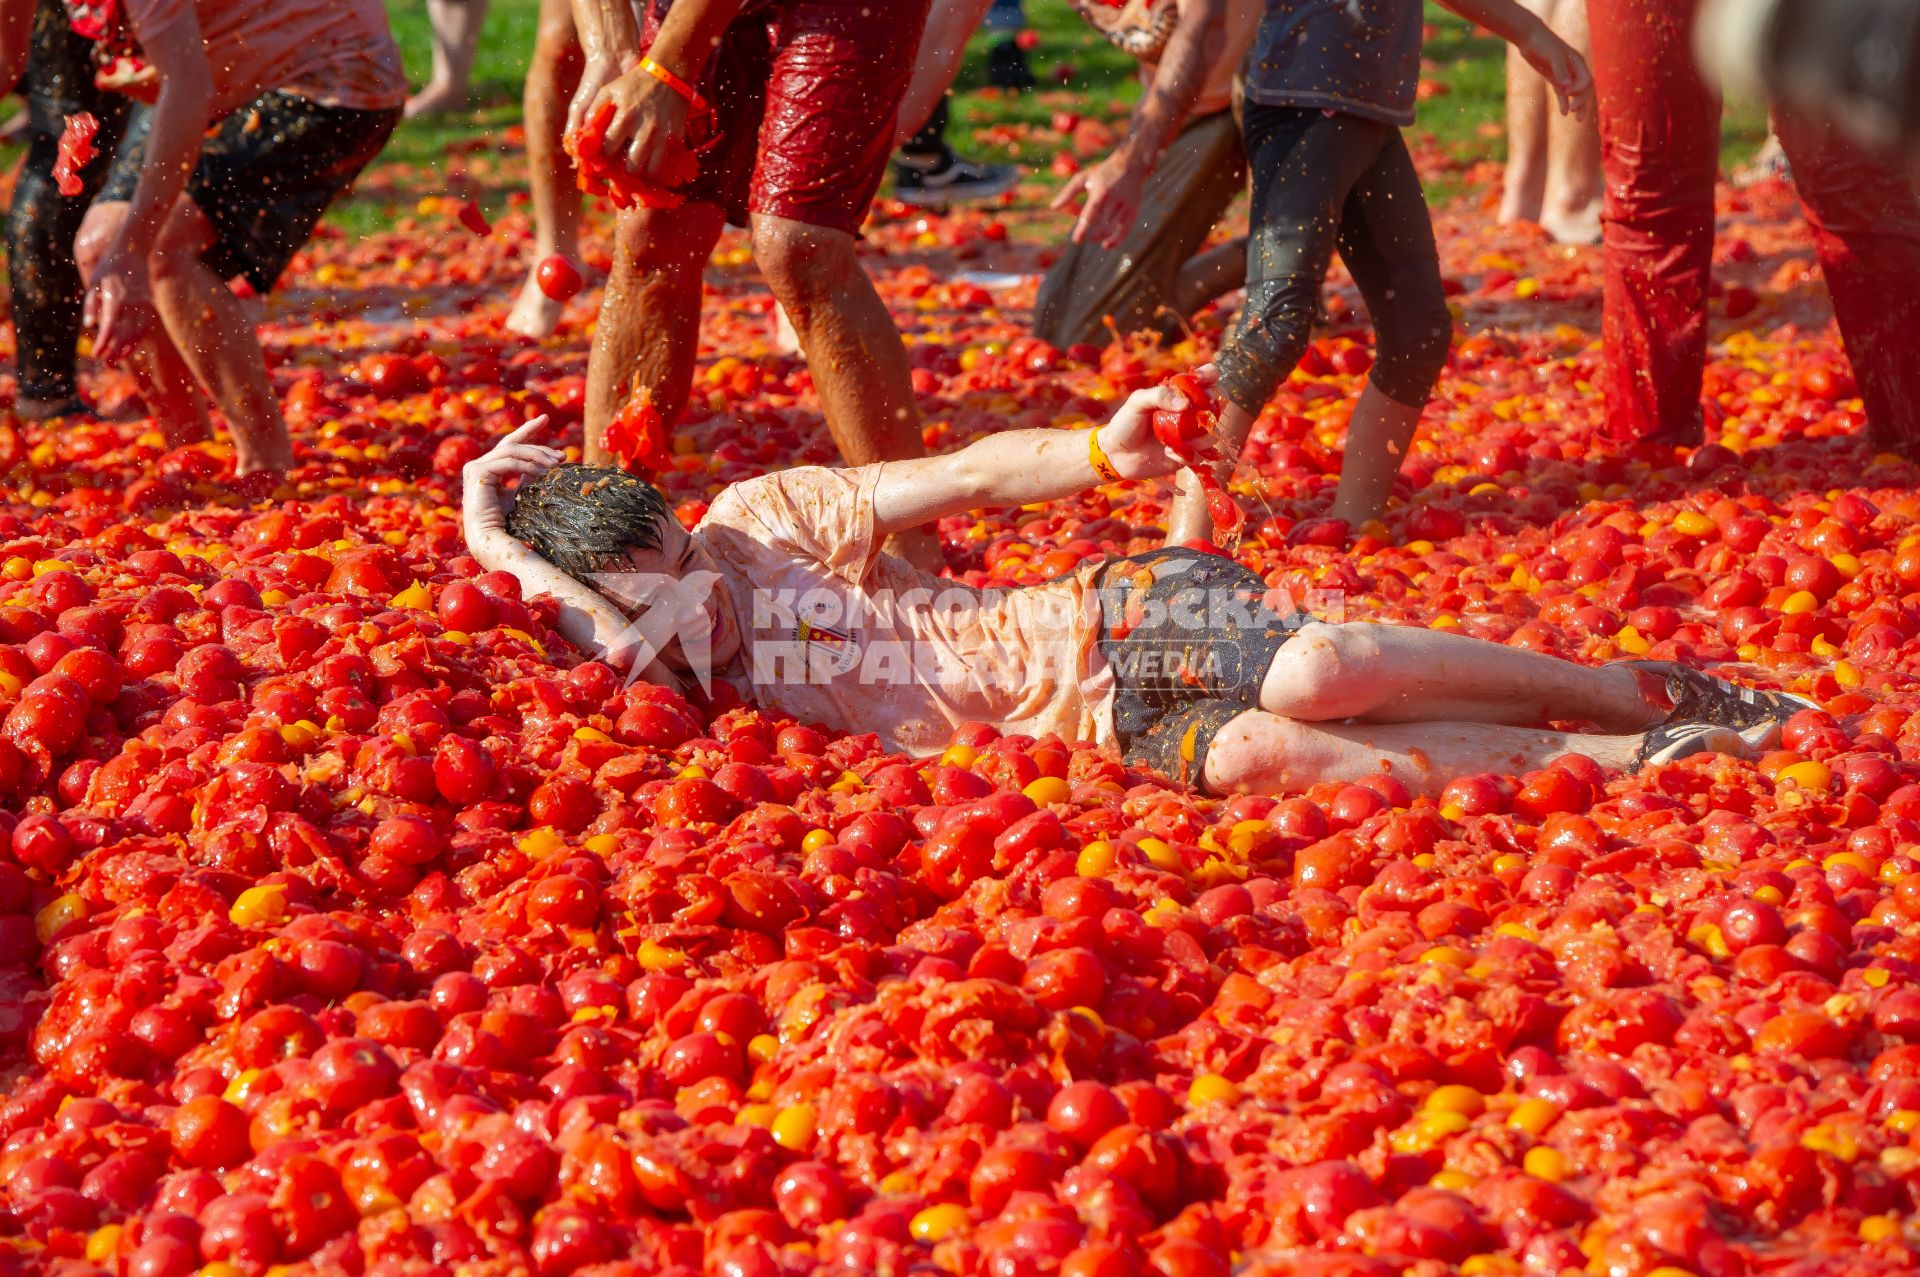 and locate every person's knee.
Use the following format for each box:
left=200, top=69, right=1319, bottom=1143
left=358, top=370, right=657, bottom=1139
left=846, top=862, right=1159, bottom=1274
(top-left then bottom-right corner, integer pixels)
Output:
left=1261, top=623, right=1387, bottom=719
left=612, top=210, right=710, bottom=282
left=1201, top=714, right=1328, bottom=794
left=752, top=220, right=855, bottom=309
left=1215, top=277, right=1315, bottom=413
